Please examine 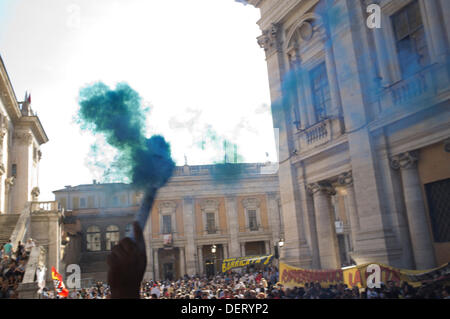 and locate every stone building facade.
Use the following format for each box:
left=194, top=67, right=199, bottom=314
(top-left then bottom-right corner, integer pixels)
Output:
left=0, top=55, right=48, bottom=214
left=0, top=55, right=63, bottom=284
left=244, top=0, right=450, bottom=270
left=55, top=163, right=282, bottom=282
